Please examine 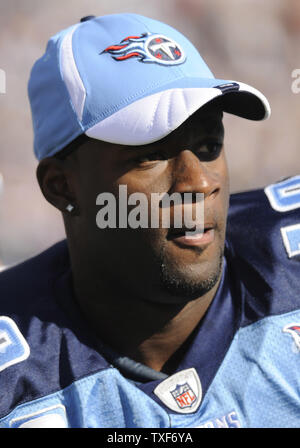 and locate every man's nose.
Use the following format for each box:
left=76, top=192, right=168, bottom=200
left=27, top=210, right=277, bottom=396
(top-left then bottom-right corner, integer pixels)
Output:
left=170, top=149, right=221, bottom=198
